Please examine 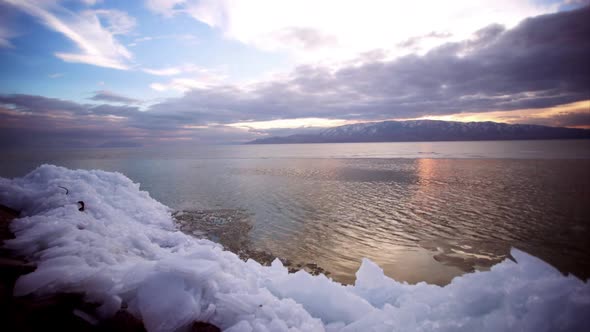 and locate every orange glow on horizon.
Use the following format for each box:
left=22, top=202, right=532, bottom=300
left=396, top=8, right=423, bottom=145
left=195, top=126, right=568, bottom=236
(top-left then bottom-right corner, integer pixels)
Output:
left=404, top=100, right=590, bottom=128
left=185, top=100, right=590, bottom=132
